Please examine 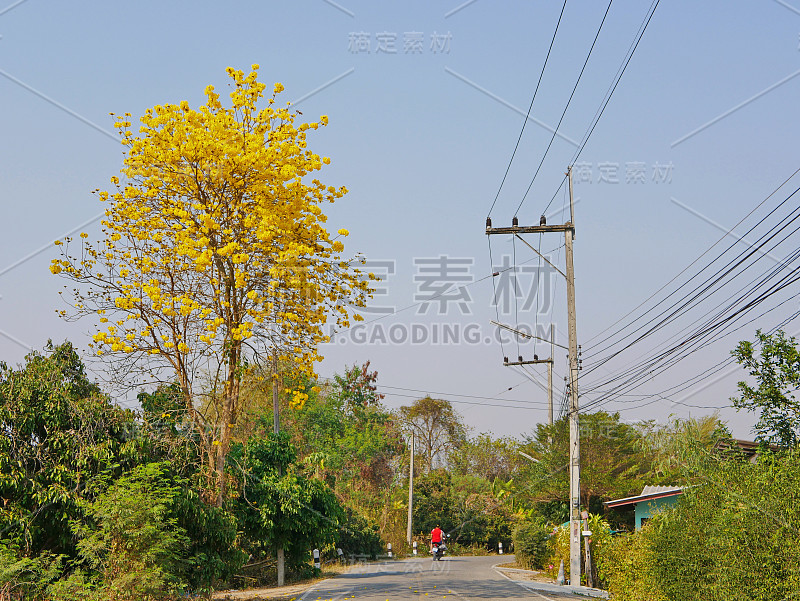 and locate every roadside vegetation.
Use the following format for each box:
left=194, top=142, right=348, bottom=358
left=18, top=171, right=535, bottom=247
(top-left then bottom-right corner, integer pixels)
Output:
left=2, top=64, right=798, bottom=600
left=5, top=329, right=799, bottom=599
